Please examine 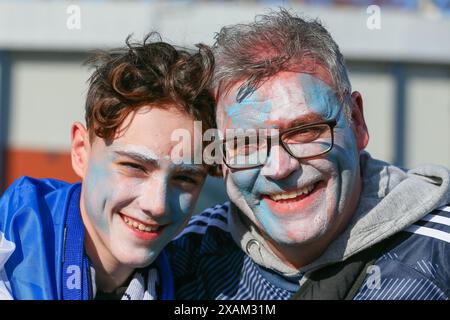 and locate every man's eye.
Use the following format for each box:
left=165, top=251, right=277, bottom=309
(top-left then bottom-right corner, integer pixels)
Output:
left=285, top=127, right=323, bottom=143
